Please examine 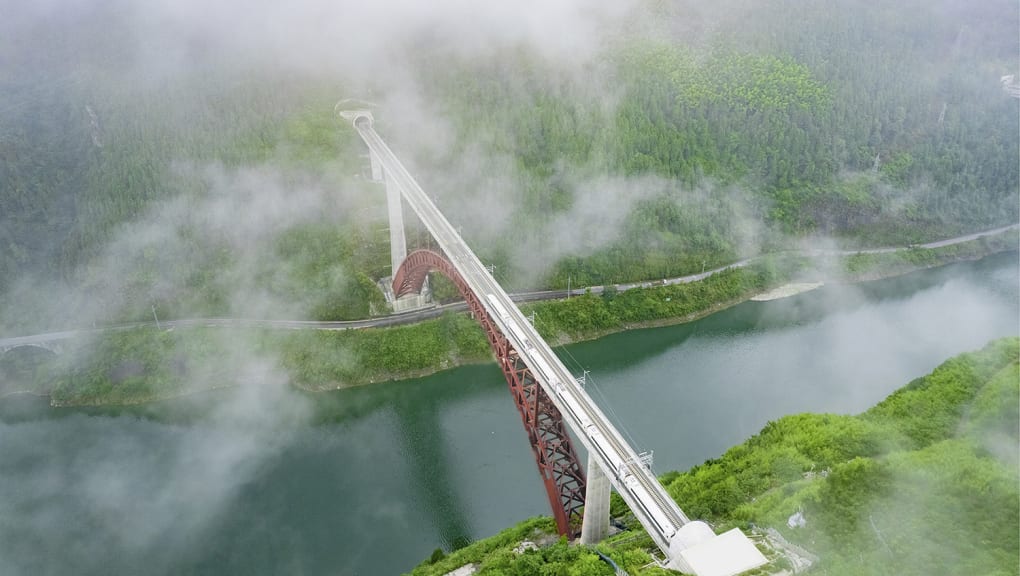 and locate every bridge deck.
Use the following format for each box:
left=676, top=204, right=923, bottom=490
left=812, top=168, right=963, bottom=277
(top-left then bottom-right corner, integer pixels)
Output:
left=350, top=115, right=689, bottom=555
